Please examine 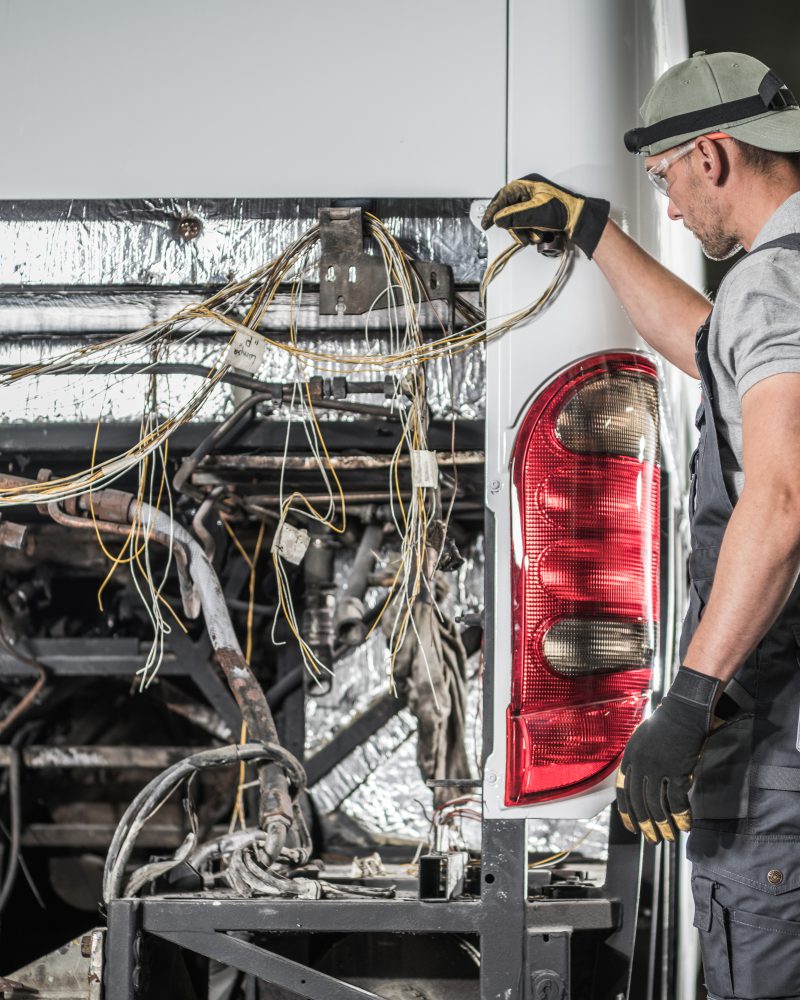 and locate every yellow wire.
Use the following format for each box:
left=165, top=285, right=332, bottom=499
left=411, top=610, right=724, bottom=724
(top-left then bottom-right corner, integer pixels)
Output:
left=227, top=519, right=266, bottom=831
